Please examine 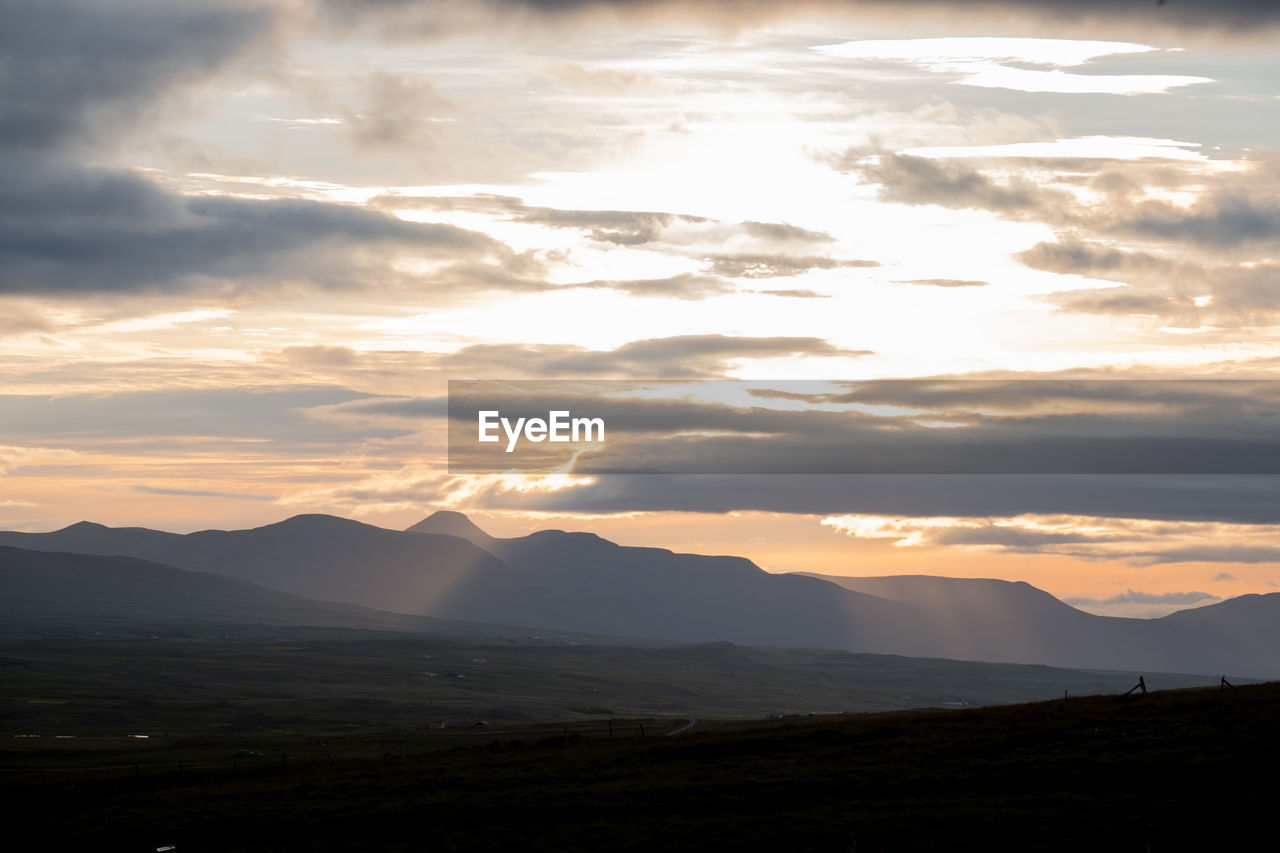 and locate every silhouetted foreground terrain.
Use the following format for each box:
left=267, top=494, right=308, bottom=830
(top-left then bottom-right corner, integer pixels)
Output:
left=6, top=683, right=1276, bottom=851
